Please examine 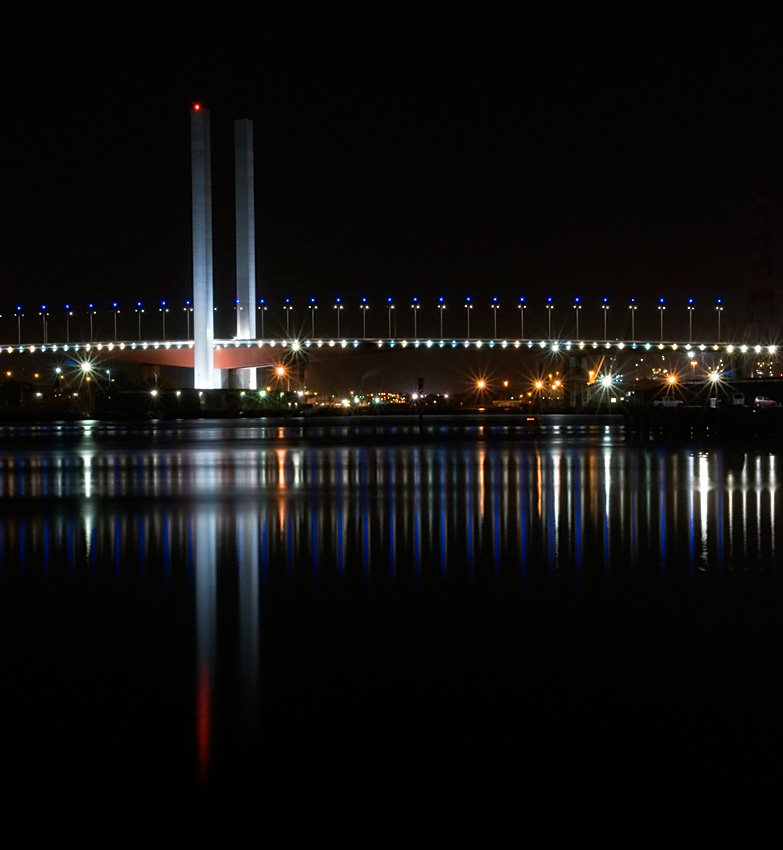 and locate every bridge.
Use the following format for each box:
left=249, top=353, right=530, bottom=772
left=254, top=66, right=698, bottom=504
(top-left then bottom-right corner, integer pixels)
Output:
left=3, top=105, right=780, bottom=390
left=1, top=332, right=778, bottom=389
